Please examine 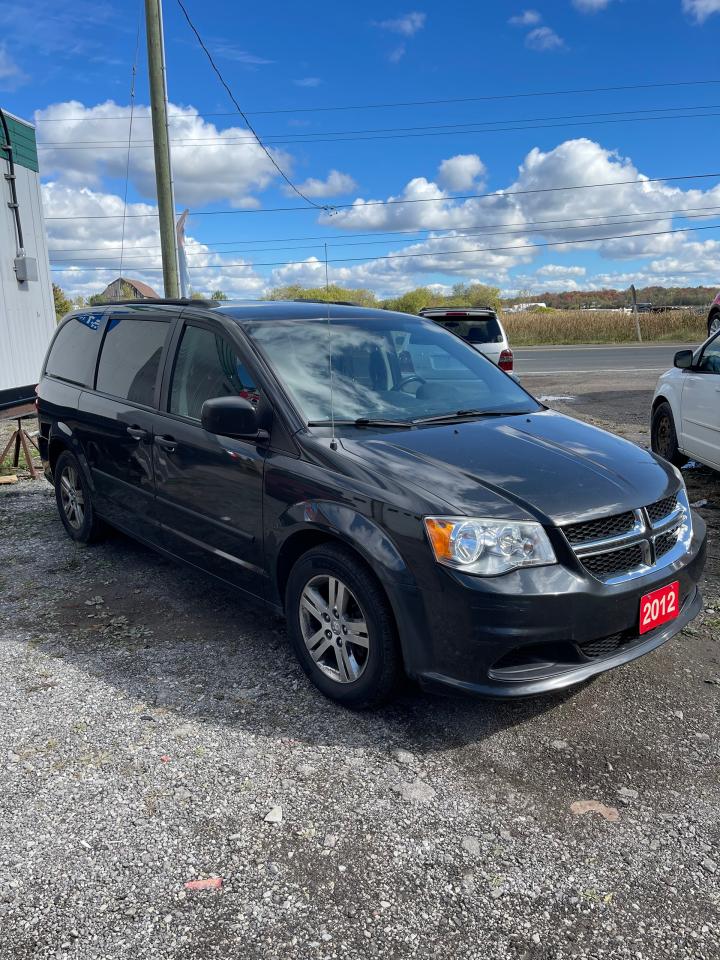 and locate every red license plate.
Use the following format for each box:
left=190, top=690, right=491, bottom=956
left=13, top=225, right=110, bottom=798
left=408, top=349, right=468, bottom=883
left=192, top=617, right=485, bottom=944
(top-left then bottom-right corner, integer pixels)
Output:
left=639, top=581, right=680, bottom=635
